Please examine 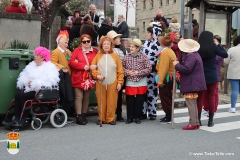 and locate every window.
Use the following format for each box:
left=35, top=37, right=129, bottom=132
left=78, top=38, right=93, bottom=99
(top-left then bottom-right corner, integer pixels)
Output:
left=143, top=22, right=145, bottom=32
left=160, top=0, right=162, bottom=6
left=173, top=0, right=176, bottom=3
left=143, top=1, right=146, bottom=9
left=166, top=0, right=169, bottom=5
left=151, top=0, right=154, bottom=8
